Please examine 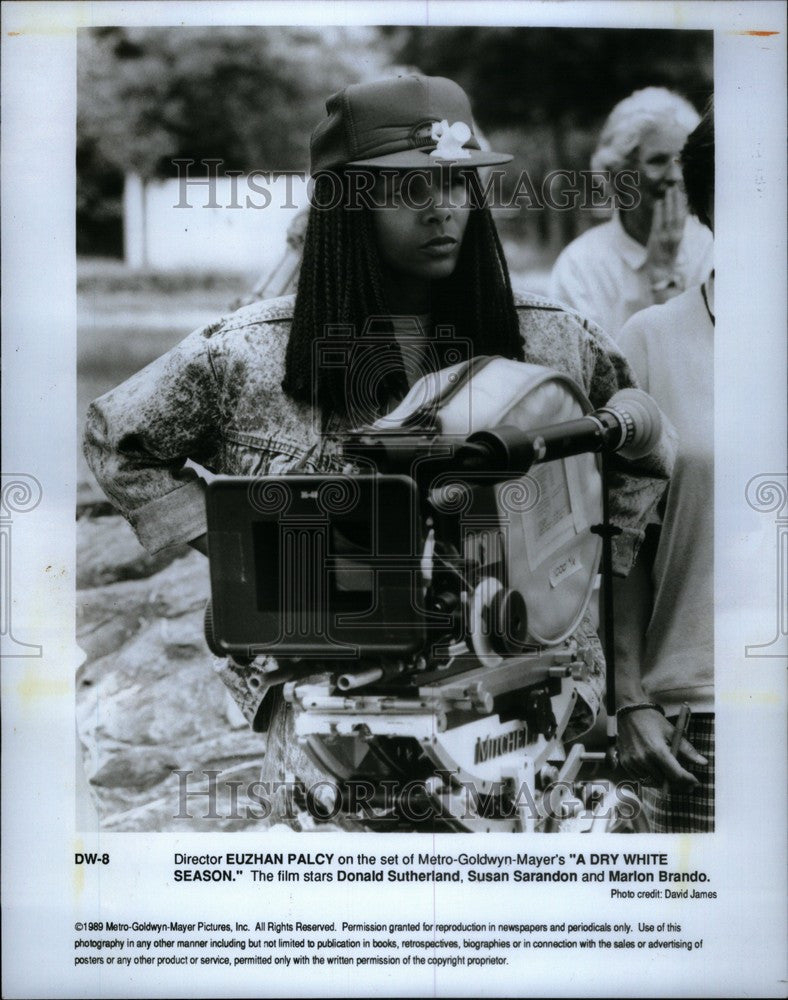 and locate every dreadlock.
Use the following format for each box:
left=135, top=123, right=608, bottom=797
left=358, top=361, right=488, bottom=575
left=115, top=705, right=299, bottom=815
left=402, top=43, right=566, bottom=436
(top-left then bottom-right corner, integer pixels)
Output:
left=282, top=171, right=523, bottom=423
